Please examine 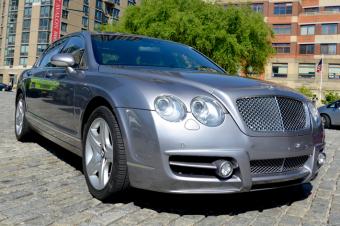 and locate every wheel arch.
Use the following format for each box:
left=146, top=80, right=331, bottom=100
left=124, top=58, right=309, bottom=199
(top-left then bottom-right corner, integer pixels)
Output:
left=81, top=96, right=121, bottom=140
left=320, top=113, right=331, bottom=124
